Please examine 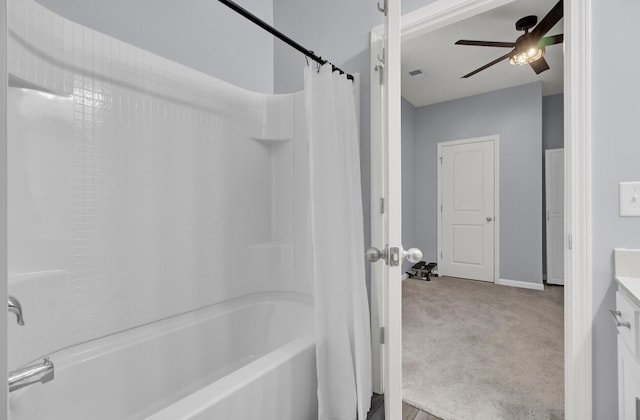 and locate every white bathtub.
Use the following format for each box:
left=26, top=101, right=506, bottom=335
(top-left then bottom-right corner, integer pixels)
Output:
left=8, top=292, right=318, bottom=420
